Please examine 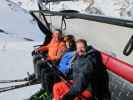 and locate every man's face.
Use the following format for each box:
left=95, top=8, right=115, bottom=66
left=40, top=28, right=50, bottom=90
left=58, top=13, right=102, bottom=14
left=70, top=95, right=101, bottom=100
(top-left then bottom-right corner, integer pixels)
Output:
left=52, top=31, right=60, bottom=39
left=76, top=42, right=86, bottom=56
